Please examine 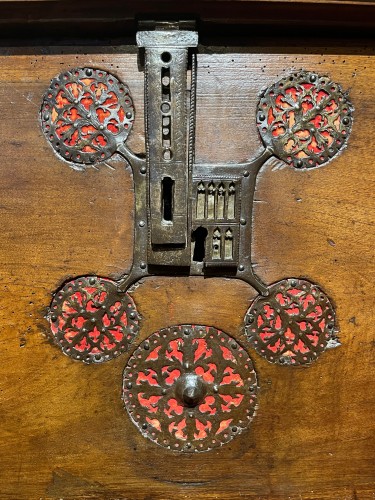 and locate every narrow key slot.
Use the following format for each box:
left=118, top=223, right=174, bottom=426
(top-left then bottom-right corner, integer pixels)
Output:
left=192, top=227, right=208, bottom=262
left=162, top=177, right=174, bottom=222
